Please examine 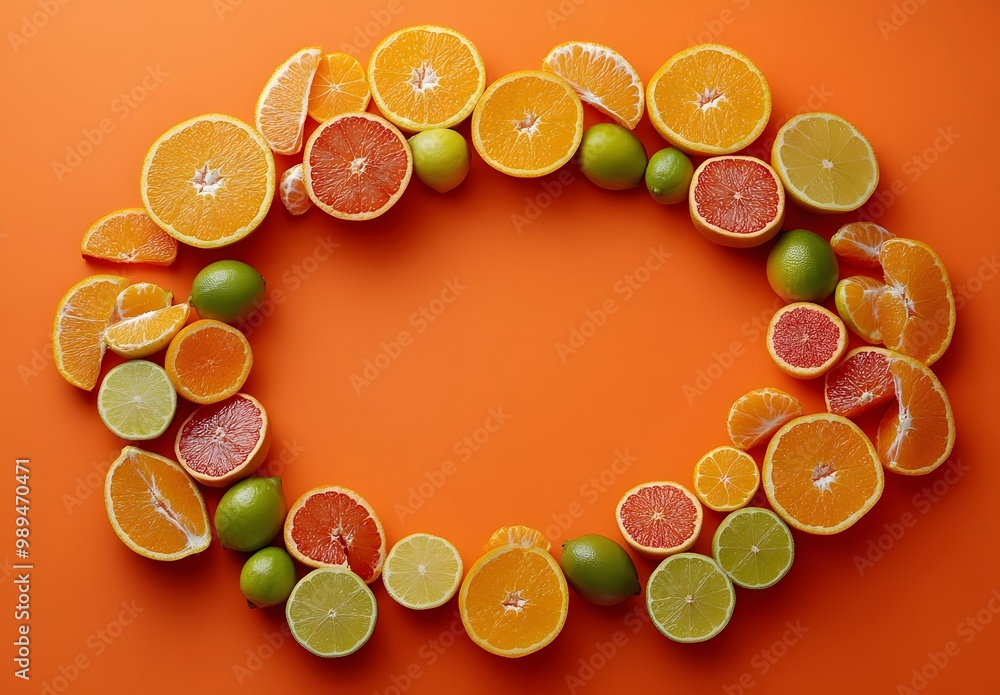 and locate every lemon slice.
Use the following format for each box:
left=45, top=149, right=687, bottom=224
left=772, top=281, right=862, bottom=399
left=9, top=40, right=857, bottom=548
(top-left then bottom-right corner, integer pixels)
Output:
left=97, top=360, right=177, bottom=440
left=382, top=533, right=463, bottom=610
